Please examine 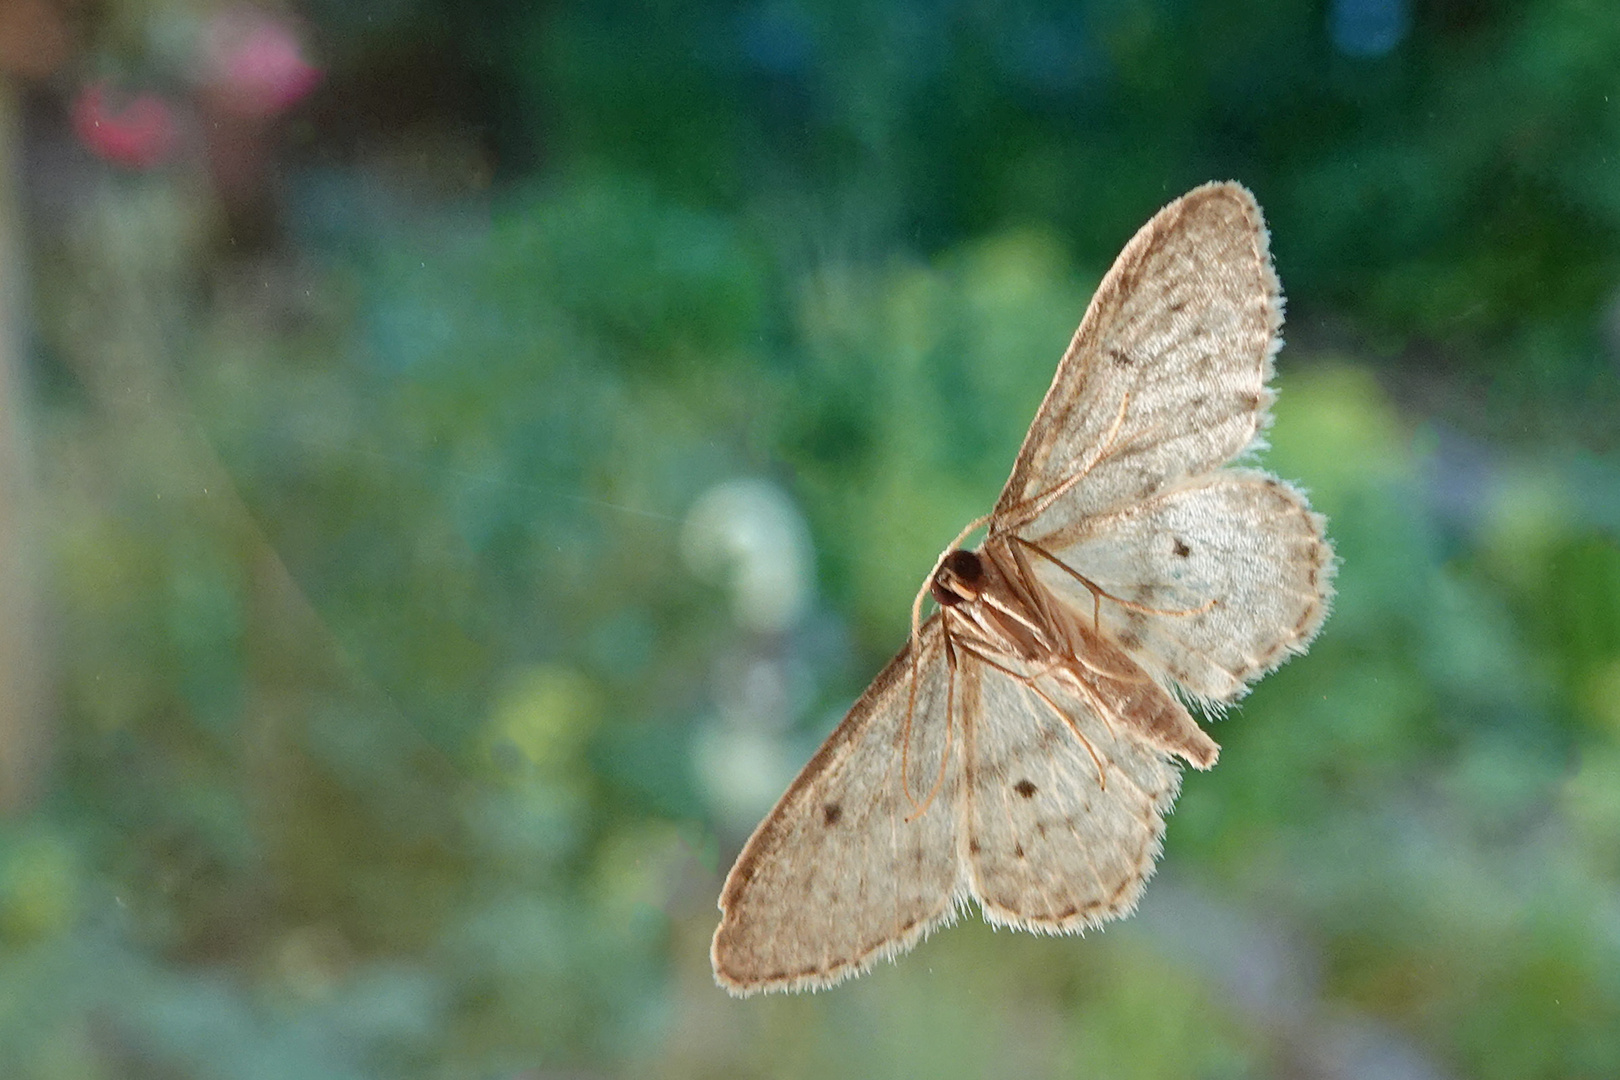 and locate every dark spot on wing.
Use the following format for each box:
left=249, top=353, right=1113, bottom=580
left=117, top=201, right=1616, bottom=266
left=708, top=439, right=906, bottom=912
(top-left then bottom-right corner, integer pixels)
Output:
left=822, top=802, right=842, bottom=826
left=969, top=839, right=981, bottom=854
left=1173, top=538, right=1191, bottom=558
left=1306, top=542, right=1327, bottom=590
left=1013, top=843, right=1025, bottom=859
left=1108, top=347, right=1133, bottom=367
left=1014, top=779, right=1038, bottom=799
left=1239, top=390, right=1262, bottom=412
left=901, top=916, right=917, bottom=932
left=1056, top=905, right=1078, bottom=920
left=1036, top=823, right=1047, bottom=838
